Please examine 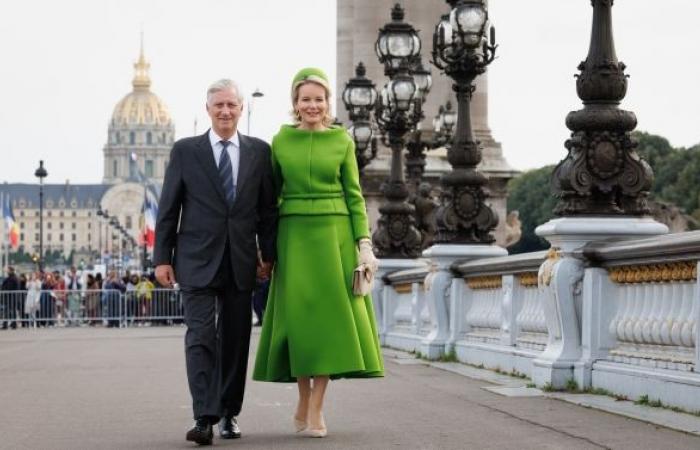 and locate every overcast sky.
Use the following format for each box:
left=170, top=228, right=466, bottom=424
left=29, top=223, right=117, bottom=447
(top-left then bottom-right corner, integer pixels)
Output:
left=1, top=0, right=698, bottom=184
